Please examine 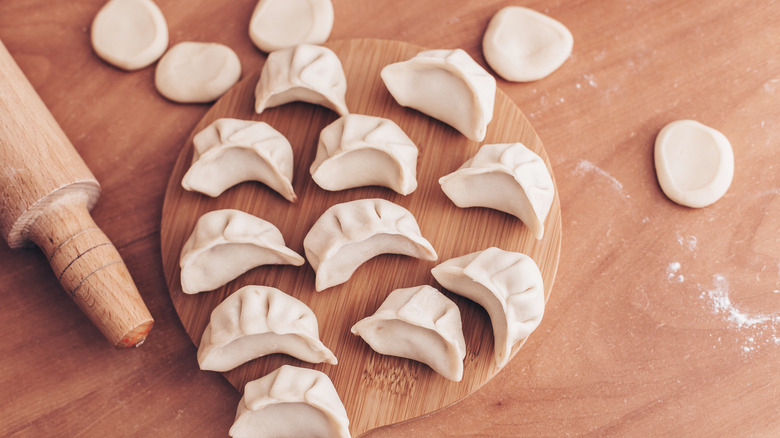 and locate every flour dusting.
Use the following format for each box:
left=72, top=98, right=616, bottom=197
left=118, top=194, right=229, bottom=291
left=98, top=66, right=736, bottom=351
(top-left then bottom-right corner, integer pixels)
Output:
left=574, top=160, right=629, bottom=197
